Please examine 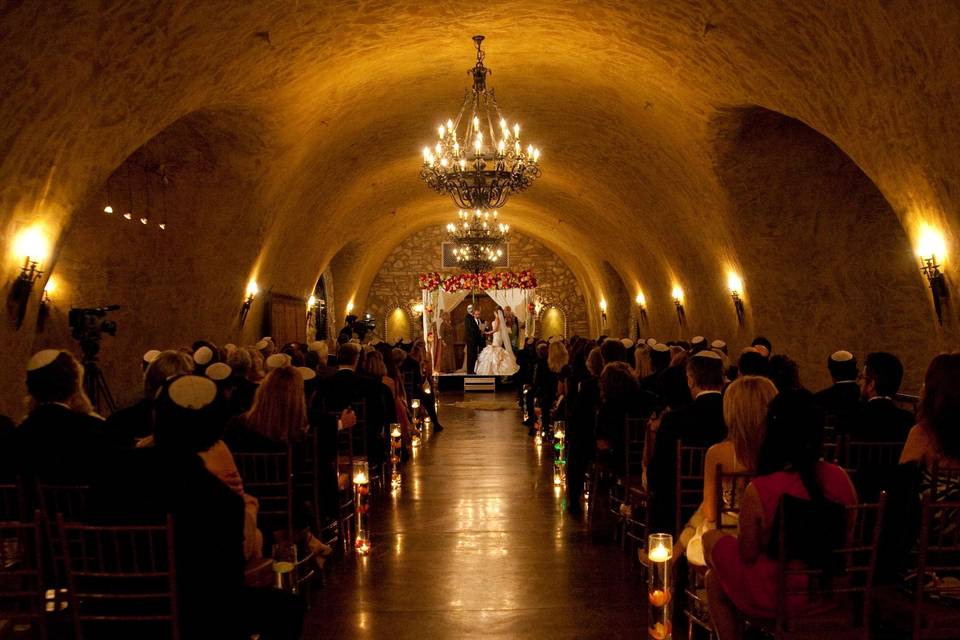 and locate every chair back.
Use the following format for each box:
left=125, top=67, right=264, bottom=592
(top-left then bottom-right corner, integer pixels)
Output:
left=911, top=496, right=960, bottom=638
left=0, top=479, right=25, bottom=522
left=928, top=461, right=960, bottom=504
left=232, top=450, right=294, bottom=541
left=623, top=417, right=647, bottom=491
left=821, top=441, right=840, bottom=464
left=58, top=514, right=178, bottom=640
left=37, top=482, right=91, bottom=593
left=0, top=511, right=46, bottom=637
left=841, top=439, right=906, bottom=501
left=675, top=443, right=709, bottom=536
left=714, top=466, right=754, bottom=533
left=773, top=494, right=887, bottom=638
